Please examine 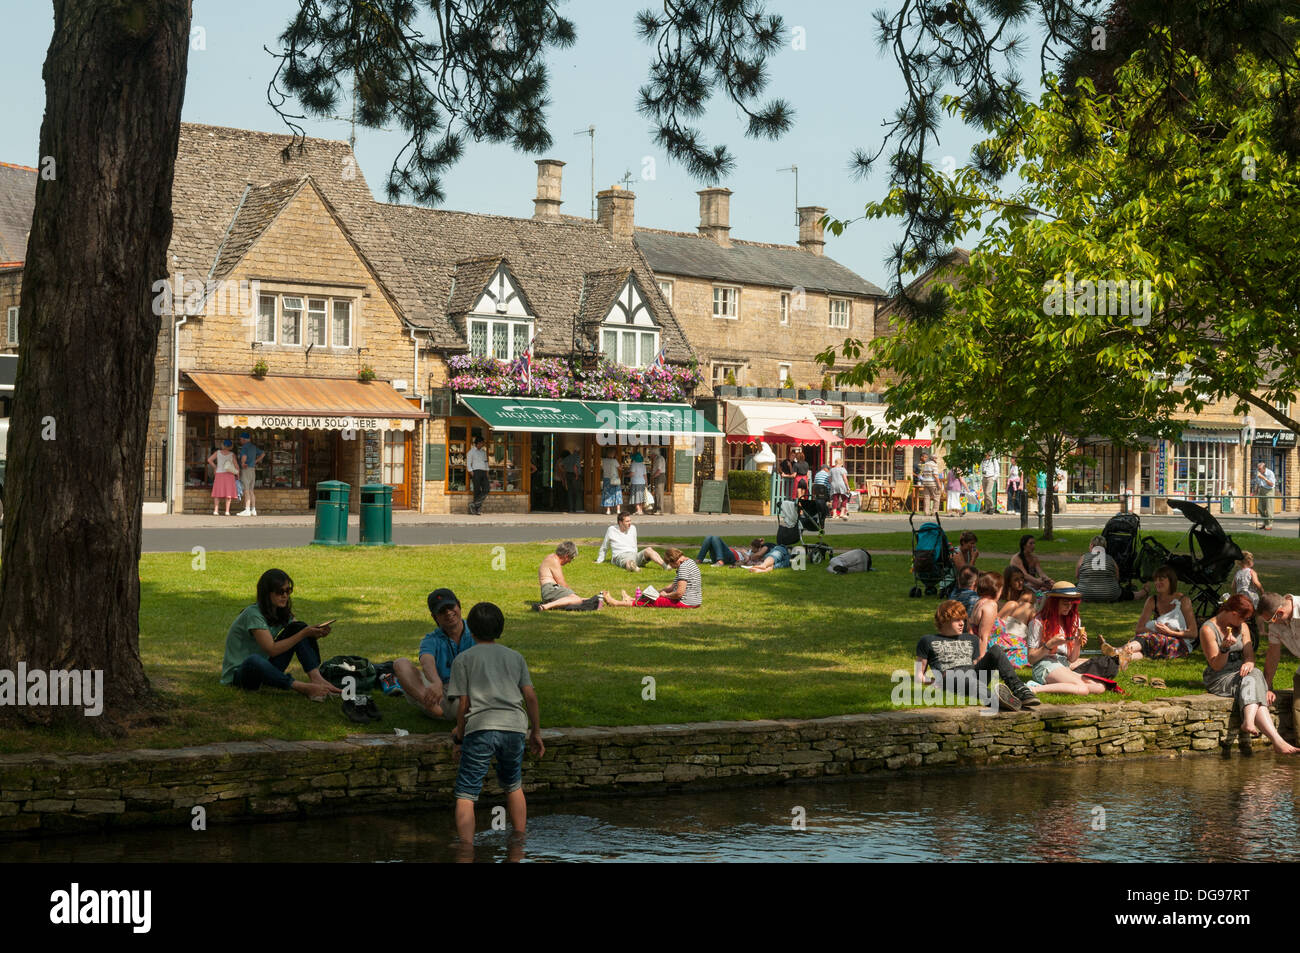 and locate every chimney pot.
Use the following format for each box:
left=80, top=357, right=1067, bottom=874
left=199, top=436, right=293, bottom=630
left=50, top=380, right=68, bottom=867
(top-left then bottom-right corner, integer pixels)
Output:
left=596, top=186, right=636, bottom=240
left=534, top=159, right=565, bottom=221
left=697, top=187, right=732, bottom=248
left=798, top=205, right=827, bottom=256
